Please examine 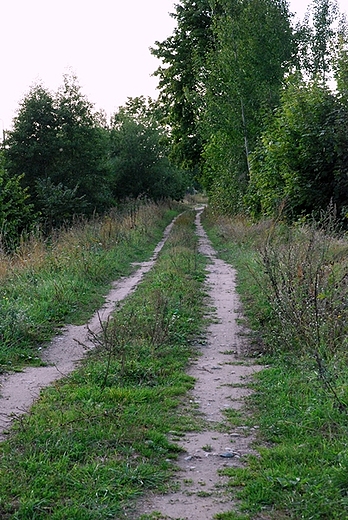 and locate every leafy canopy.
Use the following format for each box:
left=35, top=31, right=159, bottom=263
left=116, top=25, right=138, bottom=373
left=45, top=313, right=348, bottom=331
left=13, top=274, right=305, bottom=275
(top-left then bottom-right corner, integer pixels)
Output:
left=110, top=97, right=188, bottom=201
